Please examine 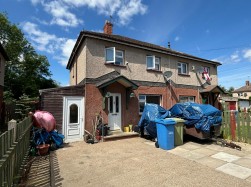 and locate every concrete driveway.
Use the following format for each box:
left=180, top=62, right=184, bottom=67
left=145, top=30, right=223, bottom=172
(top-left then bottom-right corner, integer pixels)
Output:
left=54, top=137, right=251, bottom=187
